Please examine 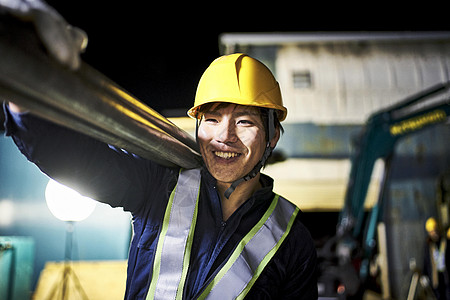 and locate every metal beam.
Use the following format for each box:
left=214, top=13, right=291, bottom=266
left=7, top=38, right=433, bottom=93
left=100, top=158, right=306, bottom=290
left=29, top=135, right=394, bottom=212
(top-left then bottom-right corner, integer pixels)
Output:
left=0, top=18, right=202, bottom=169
